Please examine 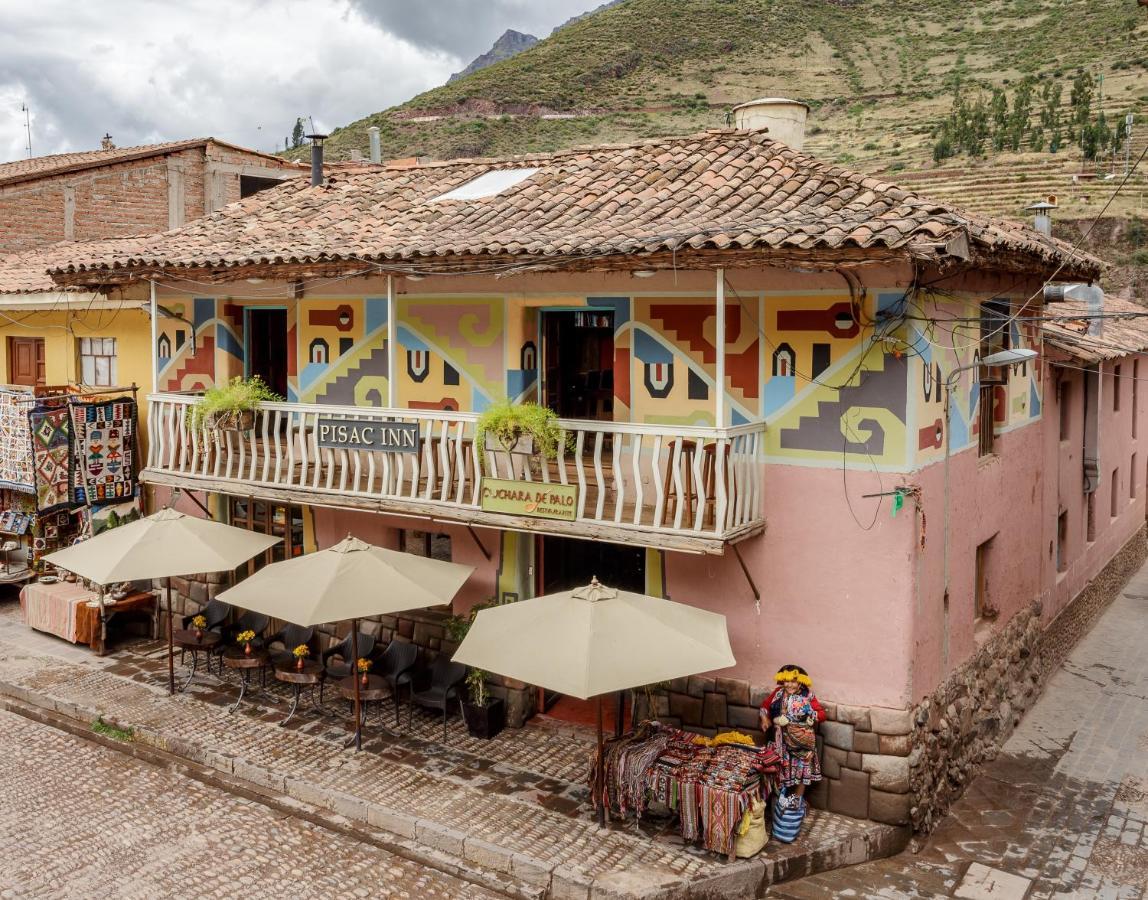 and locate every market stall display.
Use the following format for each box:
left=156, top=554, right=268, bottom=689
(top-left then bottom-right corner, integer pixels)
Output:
left=597, top=721, right=780, bottom=859
left=19, top=579, right=157, bottom=653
